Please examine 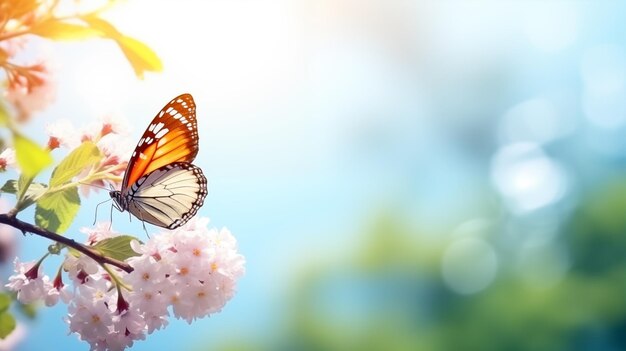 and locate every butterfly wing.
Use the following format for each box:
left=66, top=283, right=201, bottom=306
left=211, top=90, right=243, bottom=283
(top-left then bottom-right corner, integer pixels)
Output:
left=121, top=93, right=199, bottom=195
left=126, top=162, right=208, bottom=229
